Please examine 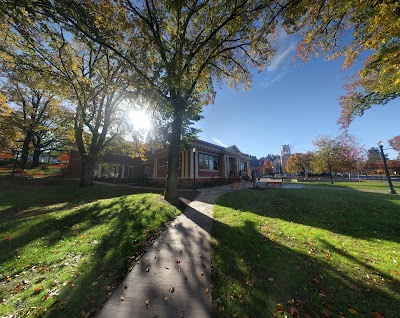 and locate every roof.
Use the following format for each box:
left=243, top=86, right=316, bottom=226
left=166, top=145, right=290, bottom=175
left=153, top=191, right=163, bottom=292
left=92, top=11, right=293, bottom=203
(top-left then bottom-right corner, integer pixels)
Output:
left=150, top=139, right=251, bottom=160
